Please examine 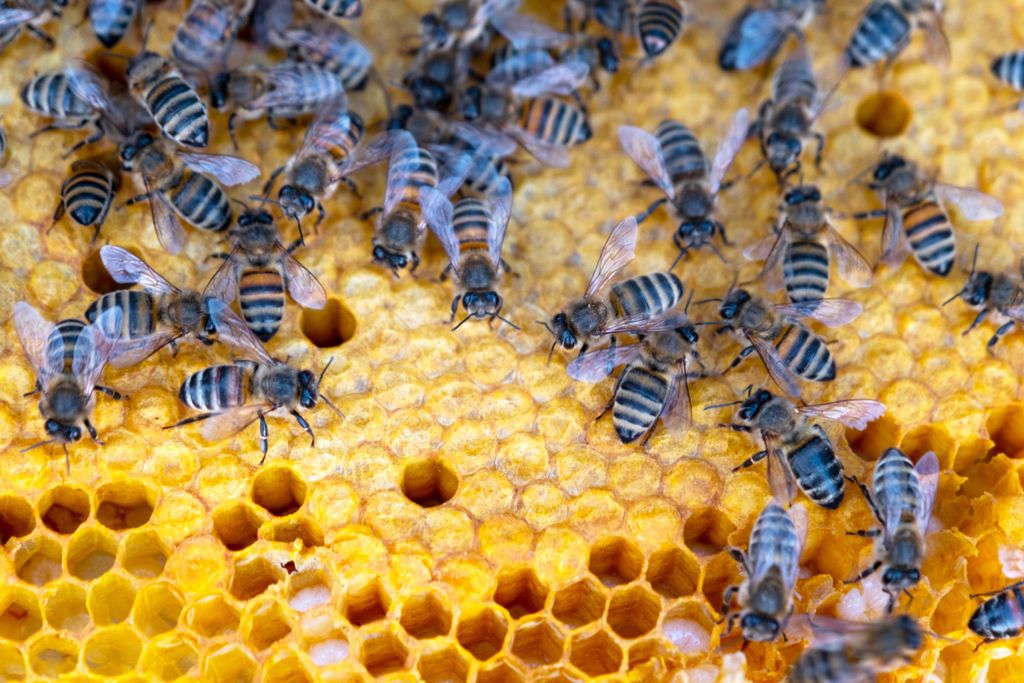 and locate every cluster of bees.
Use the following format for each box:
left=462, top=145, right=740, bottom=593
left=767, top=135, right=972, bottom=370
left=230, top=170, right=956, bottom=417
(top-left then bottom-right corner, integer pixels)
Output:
left=5, top=0, right=1024, bottom=677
